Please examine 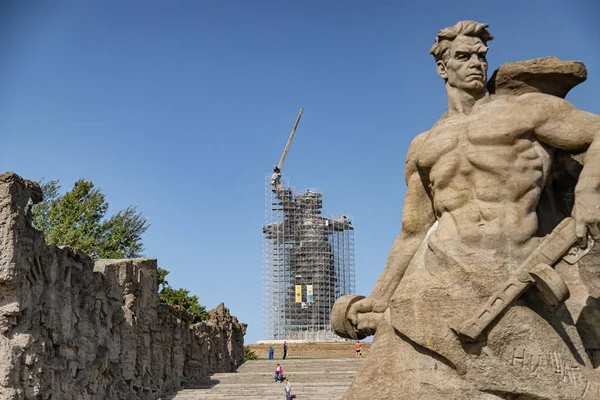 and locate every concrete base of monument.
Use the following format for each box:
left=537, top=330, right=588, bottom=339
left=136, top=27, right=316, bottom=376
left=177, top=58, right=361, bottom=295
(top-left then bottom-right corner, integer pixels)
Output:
left=248, top=341, right=372, bottom=359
